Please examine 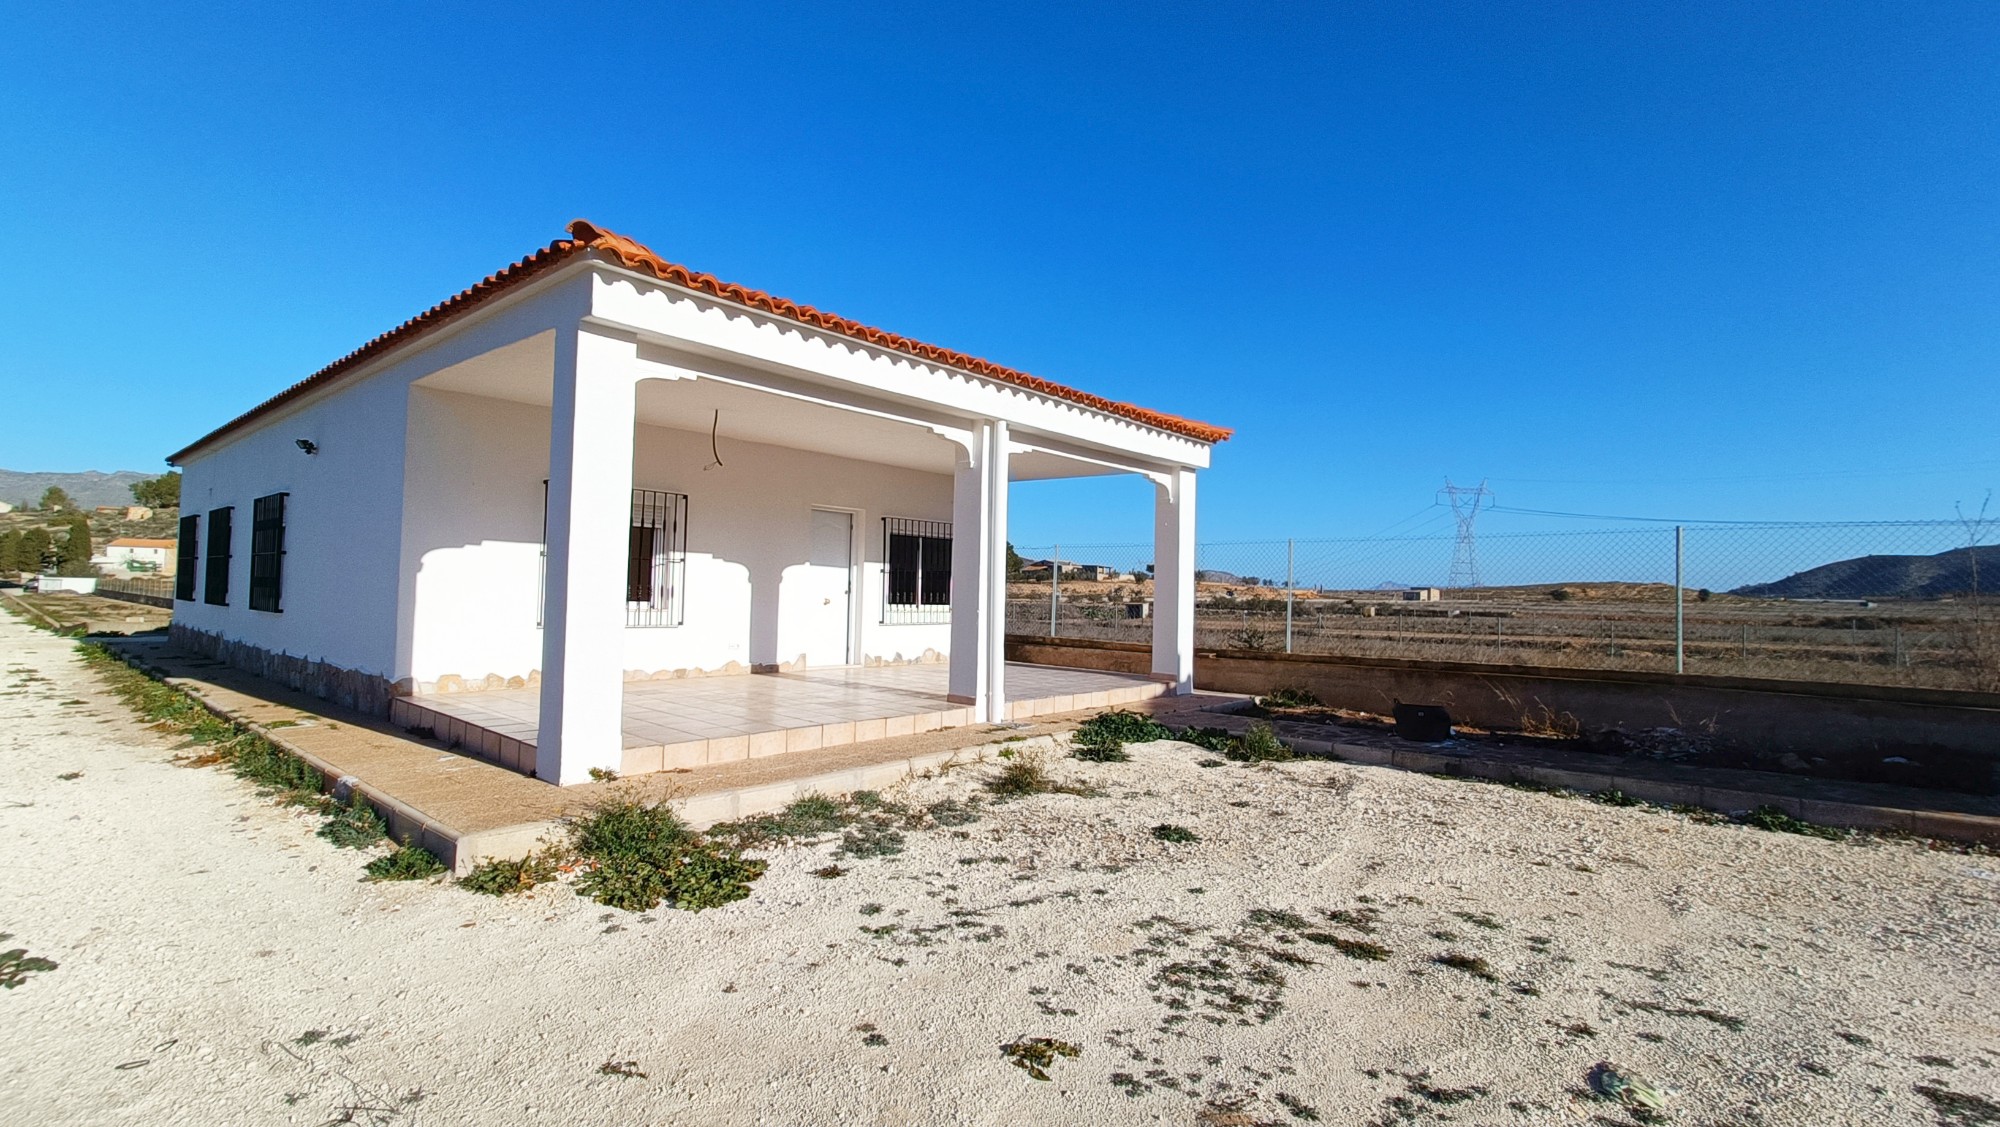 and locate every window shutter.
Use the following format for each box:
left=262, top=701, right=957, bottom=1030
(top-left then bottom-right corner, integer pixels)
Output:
left=203, top=507, right=232, bottom=606
left=249, top=493, right=287, bottom=613
left=175, top=514, right=199, bottom=601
